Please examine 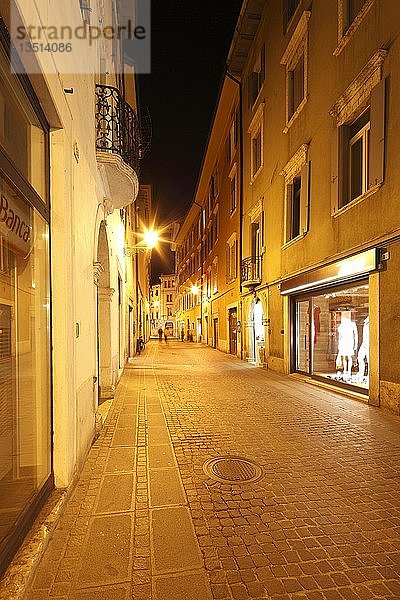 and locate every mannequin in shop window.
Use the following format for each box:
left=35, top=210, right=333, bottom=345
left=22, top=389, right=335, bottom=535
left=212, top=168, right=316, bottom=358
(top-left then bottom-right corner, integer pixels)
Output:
left=357, top=316, right=369, bottom=379
left=336, top=311, right=358, bottom=379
